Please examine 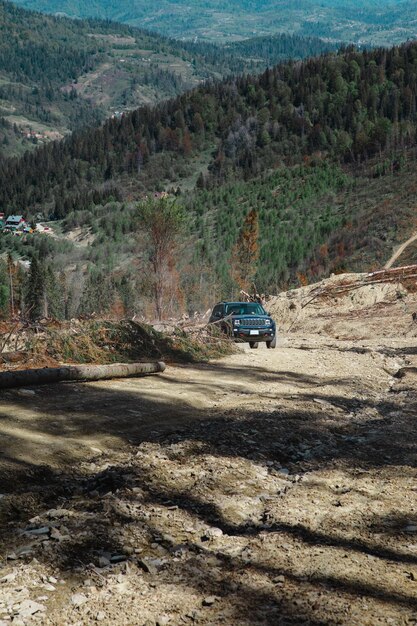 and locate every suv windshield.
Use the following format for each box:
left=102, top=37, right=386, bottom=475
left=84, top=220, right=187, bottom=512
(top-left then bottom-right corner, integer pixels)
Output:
left=224, top=302, right=266, bottom=316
